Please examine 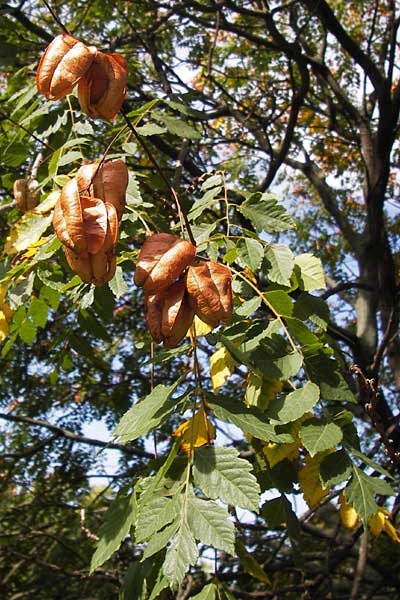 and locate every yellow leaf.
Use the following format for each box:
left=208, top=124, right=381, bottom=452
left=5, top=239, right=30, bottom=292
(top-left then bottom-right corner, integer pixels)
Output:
left=245, top=372, right=282, bottom=410
left=33, top=190, right=60, bottom=214
left=209, top=346, right=235, bottom=393
left=0, top=310, right=9, bottom=342
left=20, top=236, right=48, bottom=260
left=174, top=405, right=216, bottom=455
left=262, top=413, right=311, bottom=468
left=243, top=267, right=257, bottom=284
left=188, top=315, right=214, bottom=337
left=263, top=442, right=298, bottom=468
left=298, top=453, right=329, bottom=508
left=369, top=509, right=400, bottom=543
left=338, top=493, right=359, bottom=529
